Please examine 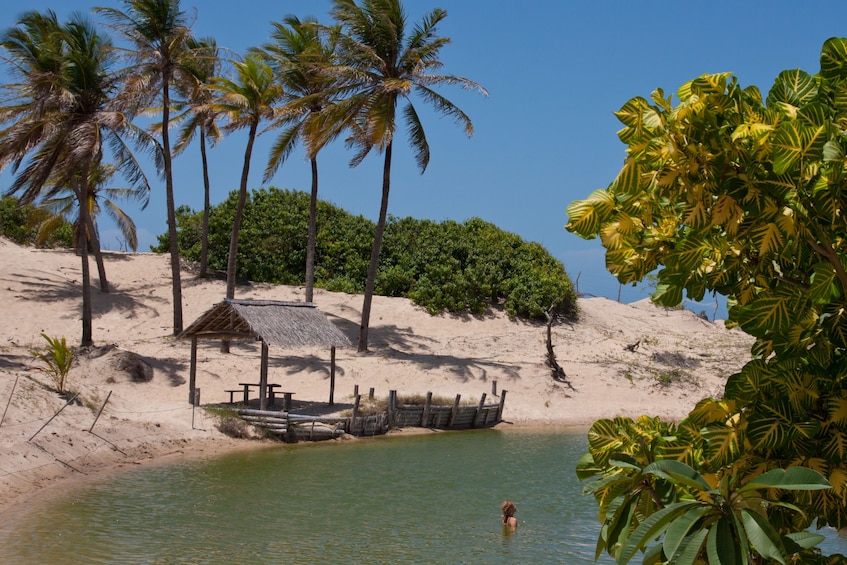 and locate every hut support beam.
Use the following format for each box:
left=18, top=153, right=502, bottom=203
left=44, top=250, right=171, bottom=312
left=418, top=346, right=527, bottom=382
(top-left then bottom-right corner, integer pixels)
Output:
left=260, top=340, right=269, bottom=410
left=188, top=336, right=197, bottom=404
left=329, top=346, right=336, bottom=405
